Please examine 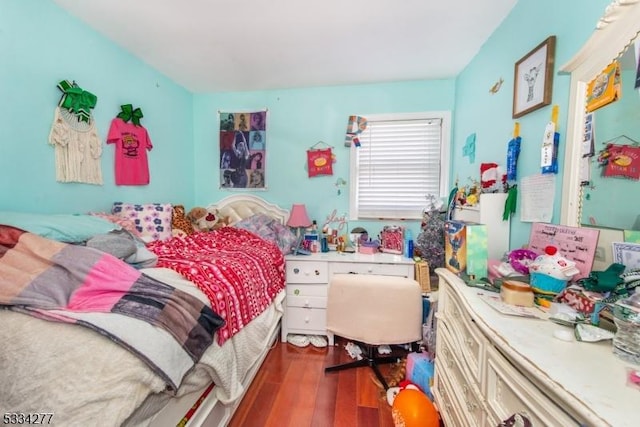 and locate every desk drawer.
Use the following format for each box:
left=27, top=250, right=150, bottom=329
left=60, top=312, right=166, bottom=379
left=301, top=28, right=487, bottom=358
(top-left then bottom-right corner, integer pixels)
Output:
left=286, top=284, right=327, bottom=298
left=286, top=307, right=326, bottom=331
left=329, top=262, right=411, bottom=277
left=286, top=295, right=326, bottom=309
left=286, top=261, right=328, bottom=284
